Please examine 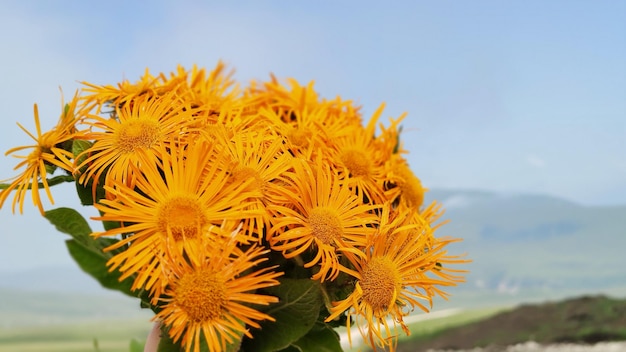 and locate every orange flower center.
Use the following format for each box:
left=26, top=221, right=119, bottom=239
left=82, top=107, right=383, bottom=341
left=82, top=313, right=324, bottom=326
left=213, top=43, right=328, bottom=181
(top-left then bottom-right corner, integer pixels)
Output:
left=340, top=149, right=371, bottom=177
left=309, top=207, right=343, bottom=245
left=230, top=165, right=265, bottom=195
left=395, top=164, right=424, bottom=209
left=360, top=256, right=402, bottom=314
left=158, top=195, right=208, bottom=241
left=287, top=126, right=311, bottom=149
left=115, top=118, right=161, bottom=153
left=174, top=269, right=226, bottom=323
